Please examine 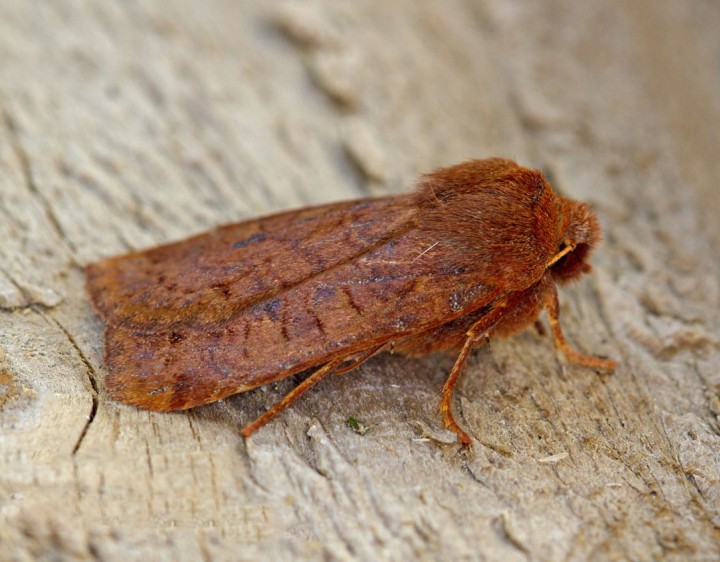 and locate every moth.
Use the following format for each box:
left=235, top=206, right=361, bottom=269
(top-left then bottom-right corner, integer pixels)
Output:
left=85, top=158, right=616, bottom=445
